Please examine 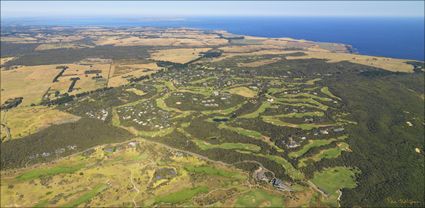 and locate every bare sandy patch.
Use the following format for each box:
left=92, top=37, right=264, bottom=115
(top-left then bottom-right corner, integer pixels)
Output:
left=0, top=57, right=16, bottom=66
left=125, top=88, right=146, bottom=96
